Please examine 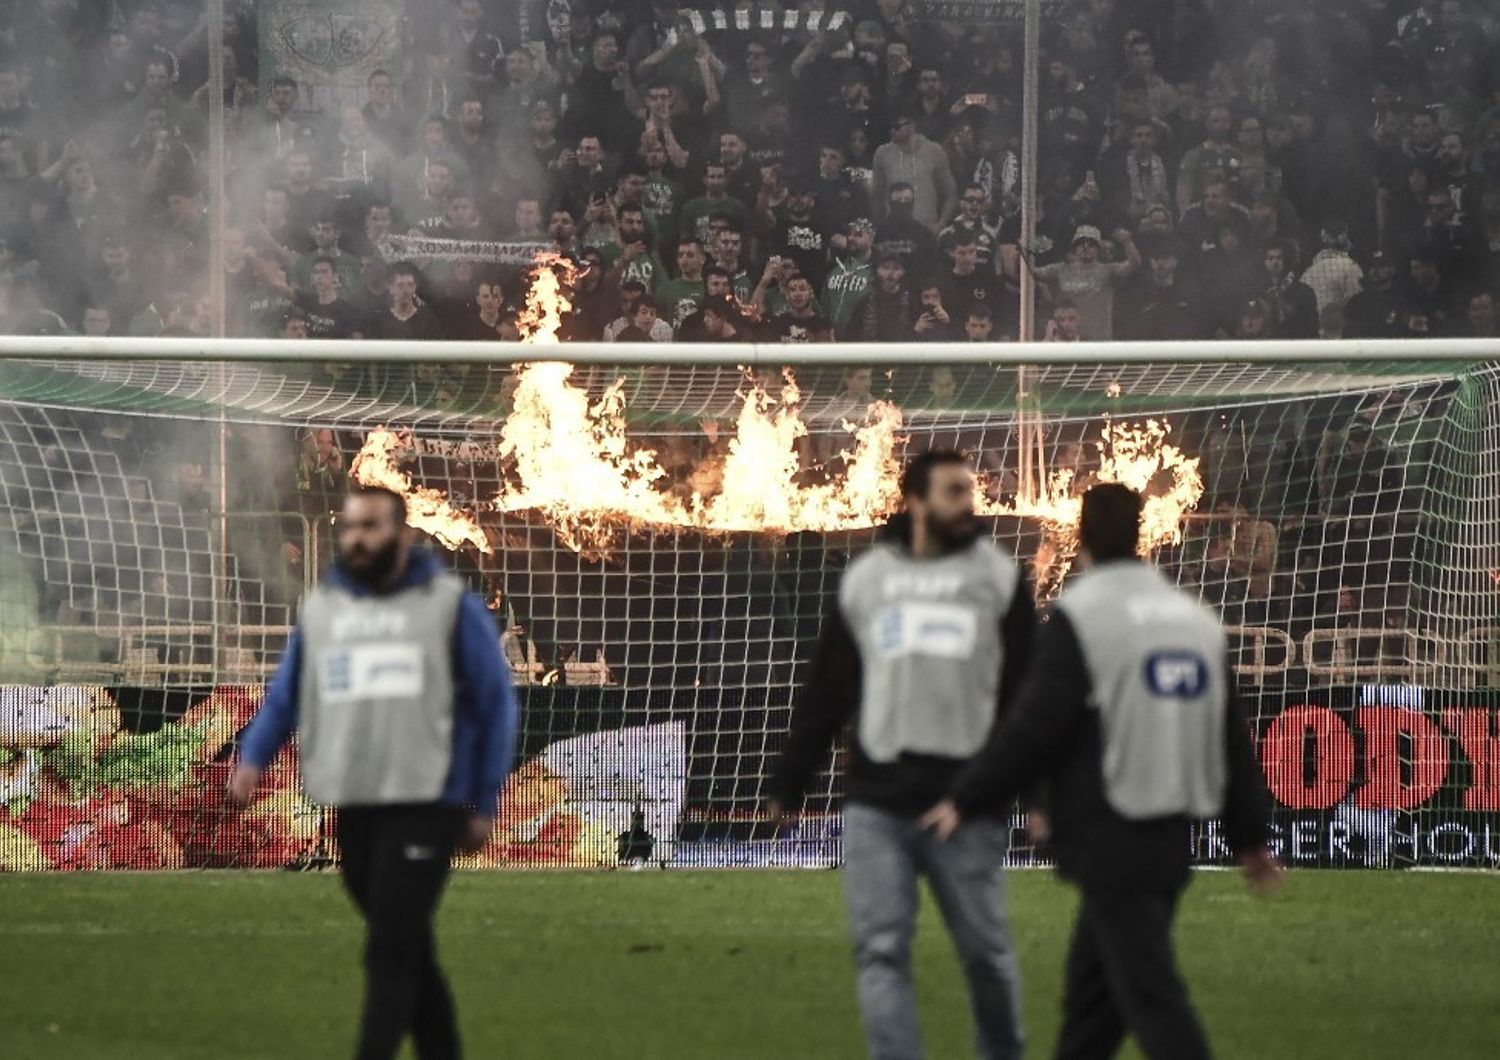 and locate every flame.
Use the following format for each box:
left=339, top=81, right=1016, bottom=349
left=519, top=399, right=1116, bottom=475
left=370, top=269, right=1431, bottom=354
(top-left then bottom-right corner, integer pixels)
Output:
left=349, top=427, right=492, bottom=553
left=350, top=254, right=1201, bottom=583
left=980, top=418, right=1203, bottom=594
left=516, top=253, right=575, bottom=343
